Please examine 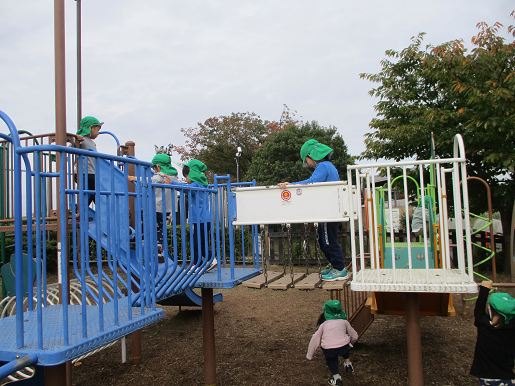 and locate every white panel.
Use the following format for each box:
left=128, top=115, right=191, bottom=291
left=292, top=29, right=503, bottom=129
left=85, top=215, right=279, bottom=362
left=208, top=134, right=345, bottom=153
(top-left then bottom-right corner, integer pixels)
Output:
left=233, top=181, right=357, bottom=225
